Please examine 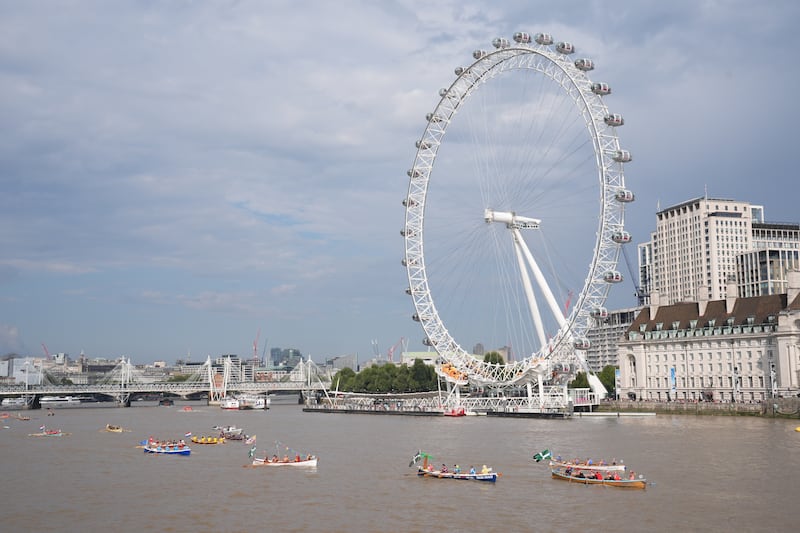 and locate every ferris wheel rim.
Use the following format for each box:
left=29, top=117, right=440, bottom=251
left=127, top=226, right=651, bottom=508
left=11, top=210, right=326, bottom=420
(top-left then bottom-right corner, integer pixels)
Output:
left=403, top=34, right=631, bottom=386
